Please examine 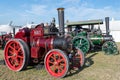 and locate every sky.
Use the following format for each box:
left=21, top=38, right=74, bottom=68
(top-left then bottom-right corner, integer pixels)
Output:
left=0, top=0, right=120, bottom=25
